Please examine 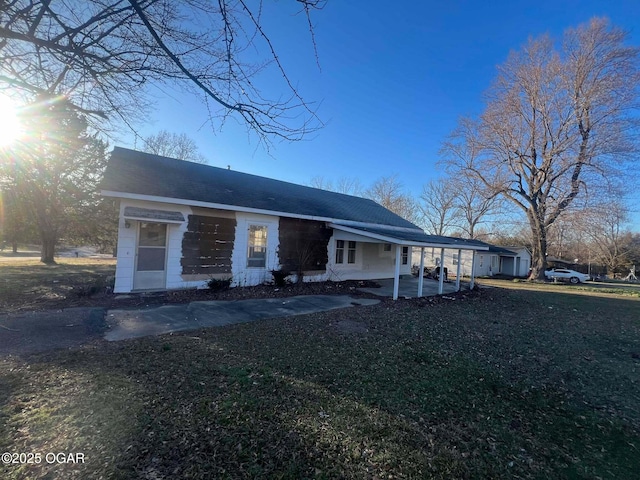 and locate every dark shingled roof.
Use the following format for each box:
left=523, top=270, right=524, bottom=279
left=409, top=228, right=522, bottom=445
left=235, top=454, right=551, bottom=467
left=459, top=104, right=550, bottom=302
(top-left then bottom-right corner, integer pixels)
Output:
left=332, top=224, right=491, bottom=248
left=101, top=147, right=420, bottom=230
